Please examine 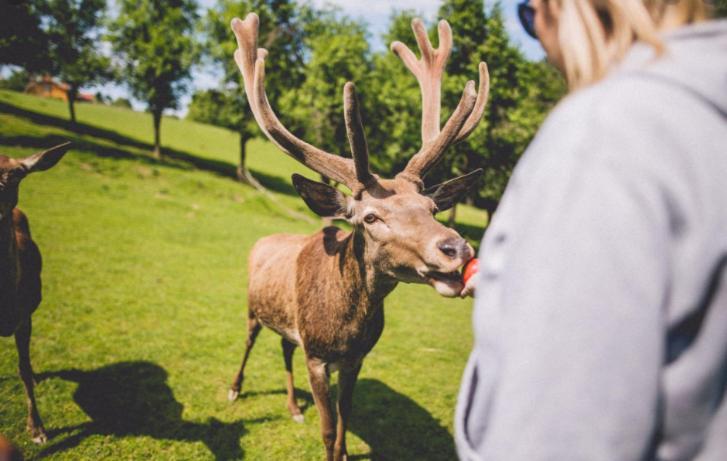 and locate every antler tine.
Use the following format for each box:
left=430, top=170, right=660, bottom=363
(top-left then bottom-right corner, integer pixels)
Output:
left=231, top=14, right=360, bottom=189
left=454, top=62, right=490, bottom=143
left=343, top=82, right=374, bottom=186
left=399, top=81, right=478, bottom=182
left=391, top=19, right=452, bottom=144
left=392, top=18, right=490, bottom=181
